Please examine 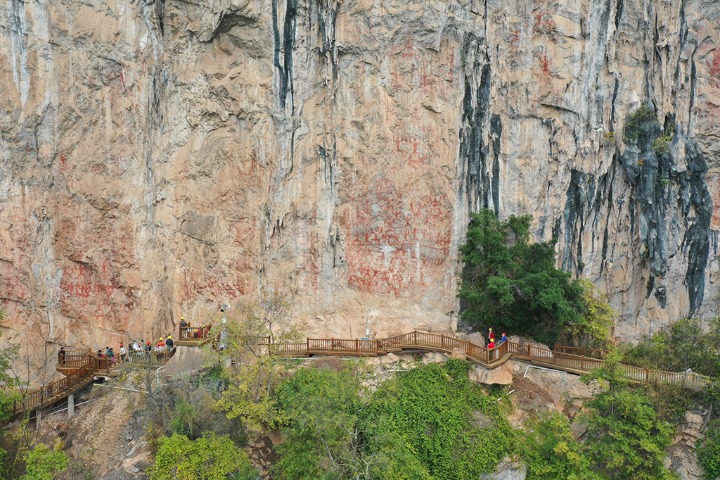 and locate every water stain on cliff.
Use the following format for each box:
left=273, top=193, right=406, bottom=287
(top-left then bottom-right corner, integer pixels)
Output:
left=617, top=106, right=712, bottom=312
left=272, top=0, right=298, bottom=112
left=457, top=33, right=498, bottom=217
